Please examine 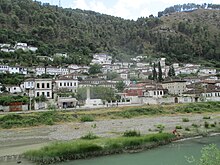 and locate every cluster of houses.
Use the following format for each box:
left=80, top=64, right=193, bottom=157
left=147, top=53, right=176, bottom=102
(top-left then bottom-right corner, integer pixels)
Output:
left=0, top=53, right=220, bottom=111
left=0, top=43, right=38, bottom=53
